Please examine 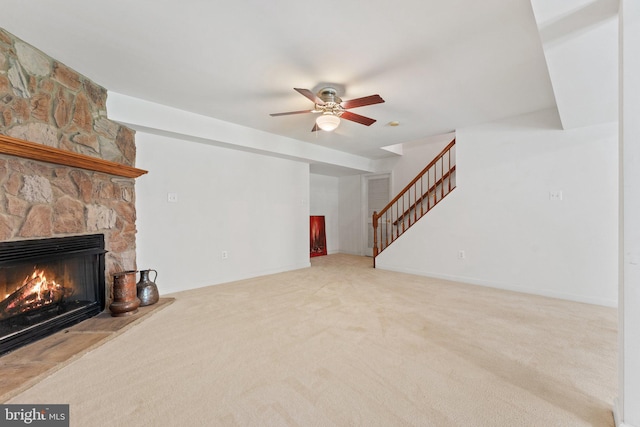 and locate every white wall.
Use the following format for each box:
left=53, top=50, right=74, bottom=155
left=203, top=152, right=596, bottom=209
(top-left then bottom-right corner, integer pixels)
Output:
left=135, top=132, right=310, bottom=295
left=390, top=143, right=452, bottom=196
left=338, top=175, right=363, bottom=255
left=376, top=108, right=618, bottom=307
left=619, top=1, right=640, bottom=425
left=530, top=0, right=618, bottom=129
left=376, top=133, right=456, bottom=196
left=310, top=174, right=340, bottom=254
